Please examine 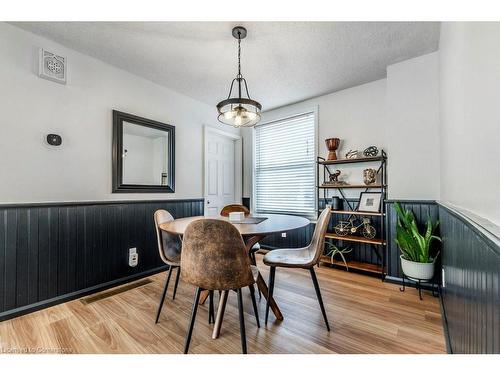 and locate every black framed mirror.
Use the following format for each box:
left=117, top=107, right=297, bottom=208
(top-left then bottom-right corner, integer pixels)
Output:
left=112, top=110, right=175, bottom=193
